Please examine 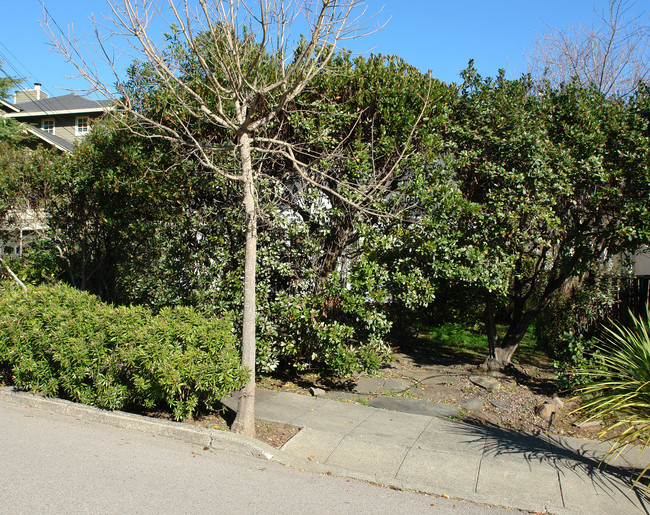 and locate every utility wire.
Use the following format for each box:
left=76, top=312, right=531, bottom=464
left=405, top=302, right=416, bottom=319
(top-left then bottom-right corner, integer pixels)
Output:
left=0, top=49, right=101, bottom=142
left=39, top=0, right=88, bottom=74
left=0, top=0, right=109, bottom=149
left=0, top=0, right=106, bottom=127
